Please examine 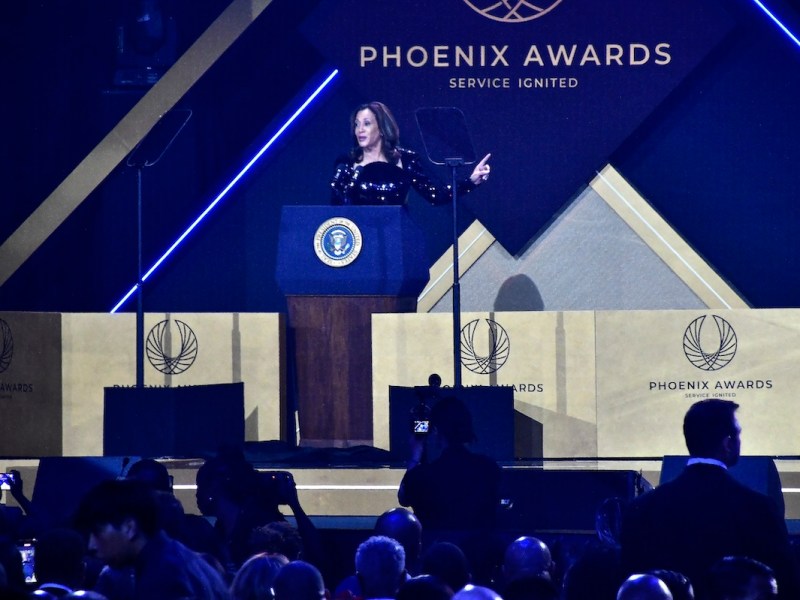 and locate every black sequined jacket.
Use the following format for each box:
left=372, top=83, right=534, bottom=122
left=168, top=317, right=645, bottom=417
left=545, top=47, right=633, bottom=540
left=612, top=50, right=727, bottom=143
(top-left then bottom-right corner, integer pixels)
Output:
left=329, top=147, right=476, bottom=205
